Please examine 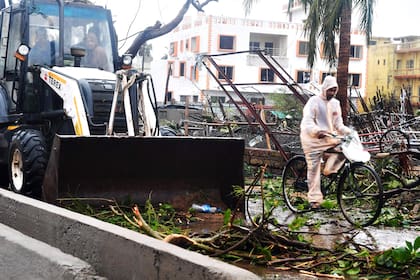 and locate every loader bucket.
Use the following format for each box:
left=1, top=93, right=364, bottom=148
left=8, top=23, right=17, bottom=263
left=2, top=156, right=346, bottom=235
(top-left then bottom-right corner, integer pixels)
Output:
left=42, top=135, right=244, bottom=211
